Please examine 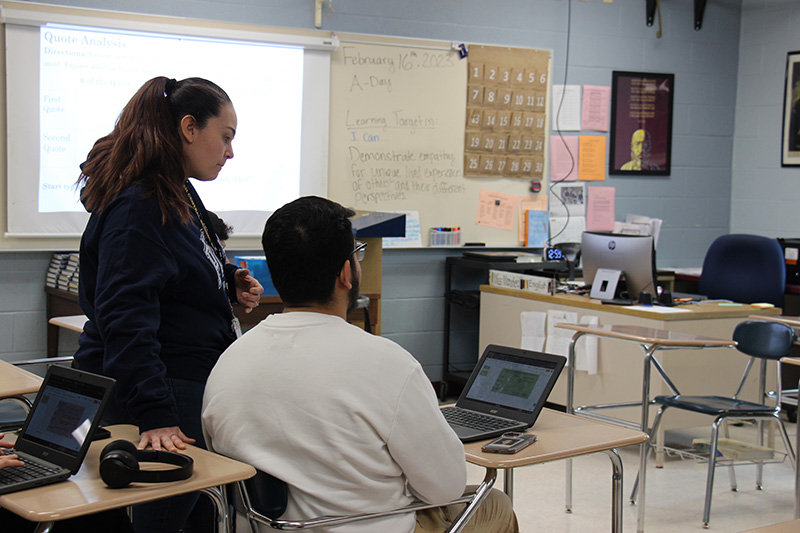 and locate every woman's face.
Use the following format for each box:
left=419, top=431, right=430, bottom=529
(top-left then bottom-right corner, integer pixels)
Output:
left=181, top=103, right=237, bottom=181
